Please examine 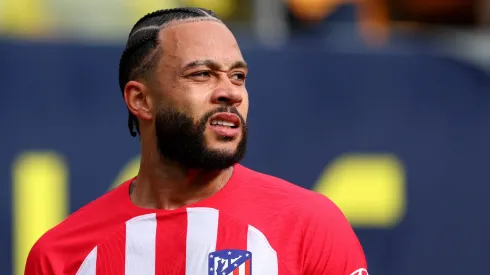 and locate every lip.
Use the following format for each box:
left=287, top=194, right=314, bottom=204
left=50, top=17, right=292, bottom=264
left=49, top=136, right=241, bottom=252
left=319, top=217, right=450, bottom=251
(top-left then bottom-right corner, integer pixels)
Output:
left=208, top=112, right=241, bottom=138
left=208, top=112, right=241, bottom=128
